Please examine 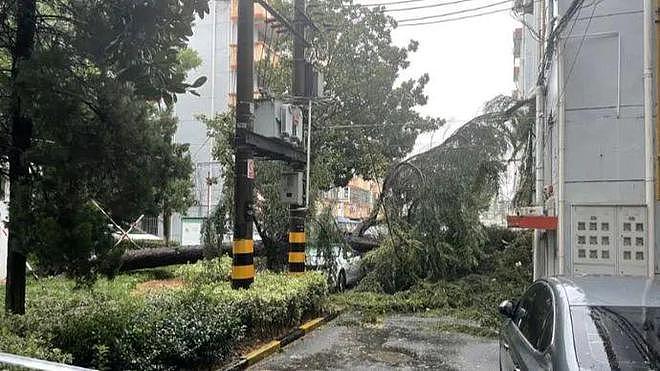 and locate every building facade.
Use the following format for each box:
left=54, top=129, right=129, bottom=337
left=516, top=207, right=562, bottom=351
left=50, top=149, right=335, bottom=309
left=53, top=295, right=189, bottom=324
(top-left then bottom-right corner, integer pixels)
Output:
left=515, top=0, right=659, bottom=278
left=320, top=177, right=380, bottom=231
left=170, top=0, right=273, bottom=244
